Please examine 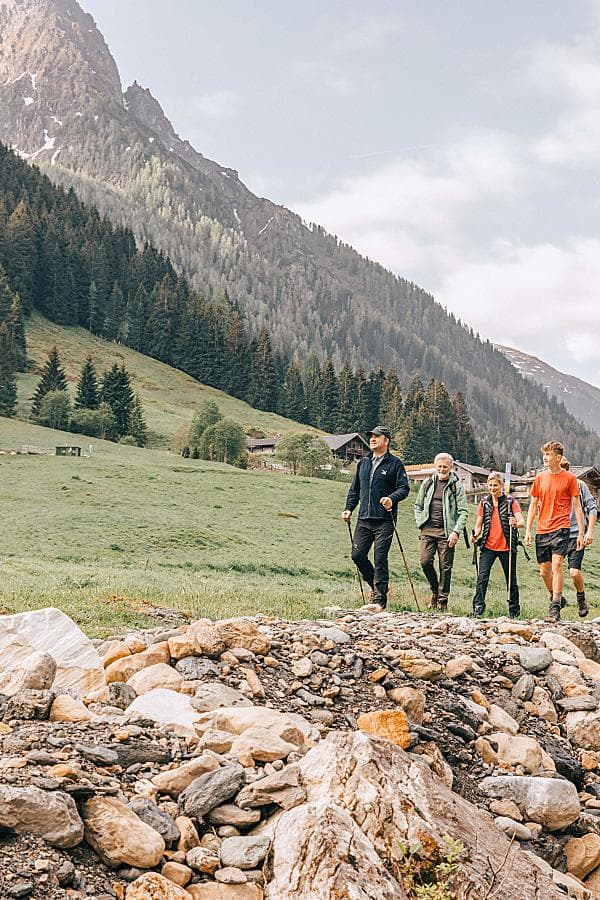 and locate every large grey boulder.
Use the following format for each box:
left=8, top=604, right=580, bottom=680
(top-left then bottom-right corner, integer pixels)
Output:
left=480, top=775, right=581, bottom=830
left=0, top=785, right=84, bottom=848
left=179, top=764, right=246, bottom=818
